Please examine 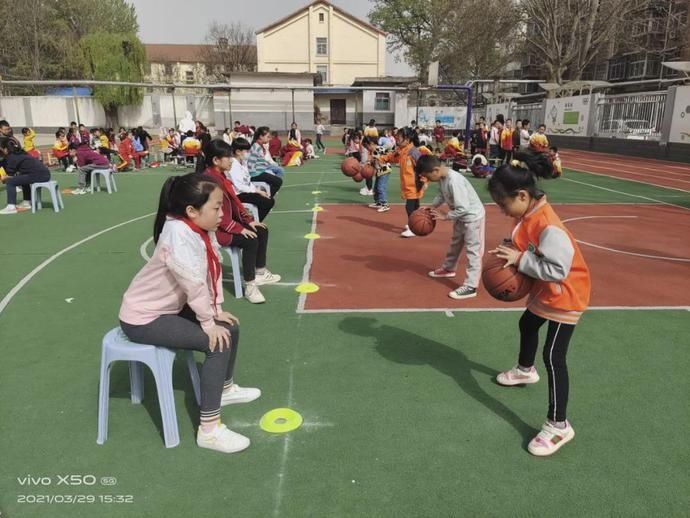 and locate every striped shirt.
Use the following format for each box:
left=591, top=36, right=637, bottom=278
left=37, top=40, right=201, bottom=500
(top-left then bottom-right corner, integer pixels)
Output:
left=248, top=142, right=272, bottom=177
